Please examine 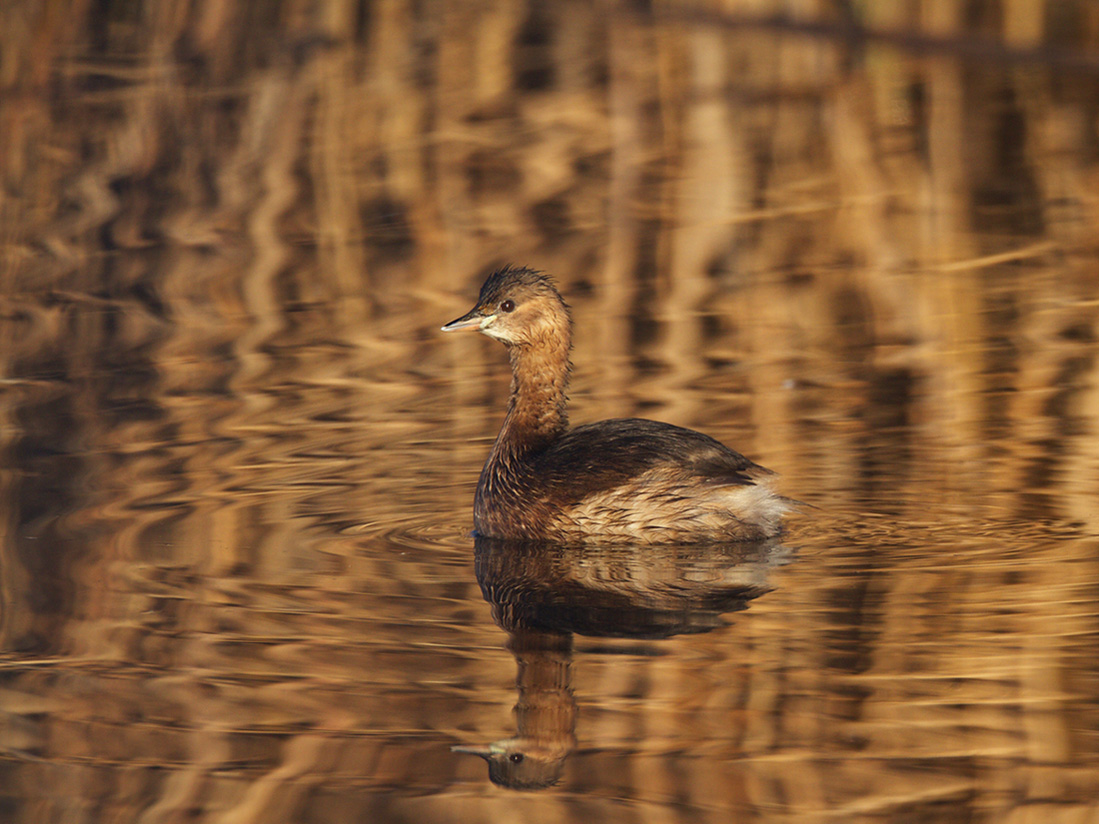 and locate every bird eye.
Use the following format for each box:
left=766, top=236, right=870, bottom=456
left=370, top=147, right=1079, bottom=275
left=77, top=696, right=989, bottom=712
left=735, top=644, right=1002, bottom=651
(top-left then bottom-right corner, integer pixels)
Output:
left=499, top=299, right=516, bottom=313
left=508, top=752, right=525, bottom=764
